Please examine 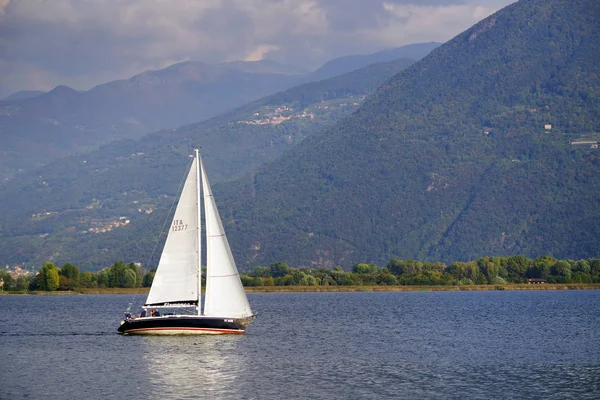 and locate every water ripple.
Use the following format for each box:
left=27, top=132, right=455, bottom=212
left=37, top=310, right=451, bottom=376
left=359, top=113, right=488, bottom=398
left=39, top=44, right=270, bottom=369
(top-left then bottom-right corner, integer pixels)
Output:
left=0, top=291, right=598, bottom=399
